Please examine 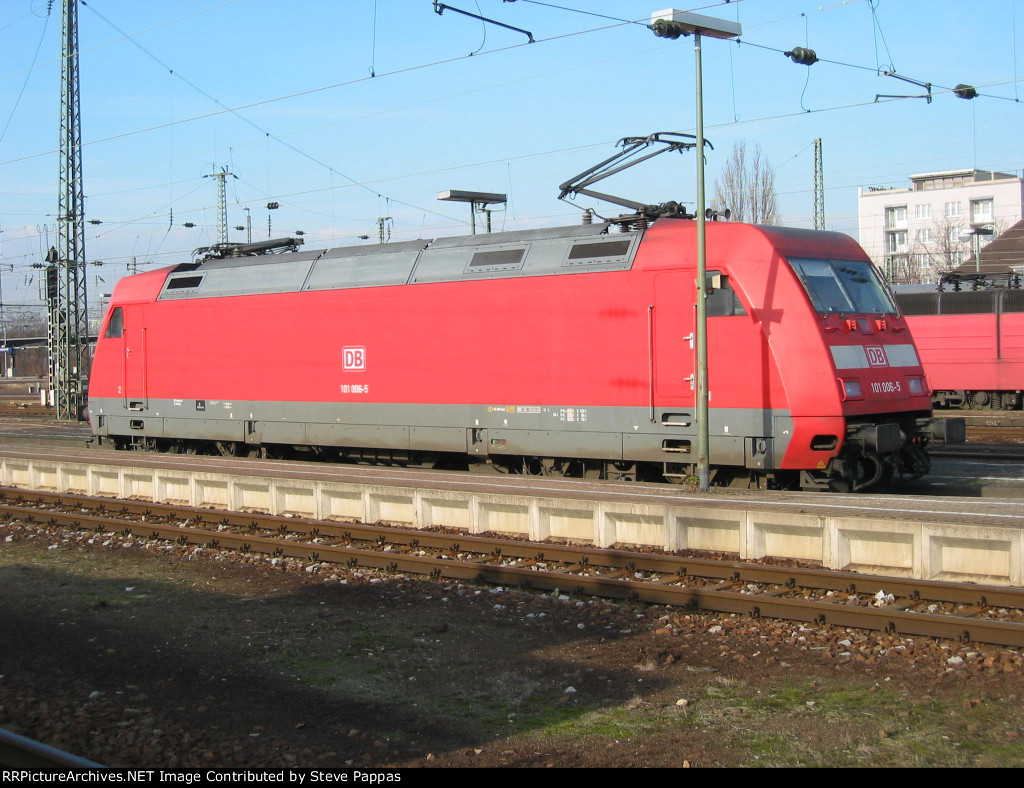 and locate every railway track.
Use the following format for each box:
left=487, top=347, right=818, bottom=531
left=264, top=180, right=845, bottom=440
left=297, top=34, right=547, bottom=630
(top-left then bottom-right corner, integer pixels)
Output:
left=931, top=447, right=1024, bottom=462
left=0, top=405, right=51, bottom=418
left=965, top=425, right=1024, bottom=444
left=4, top=487, right=1024, bottom=648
